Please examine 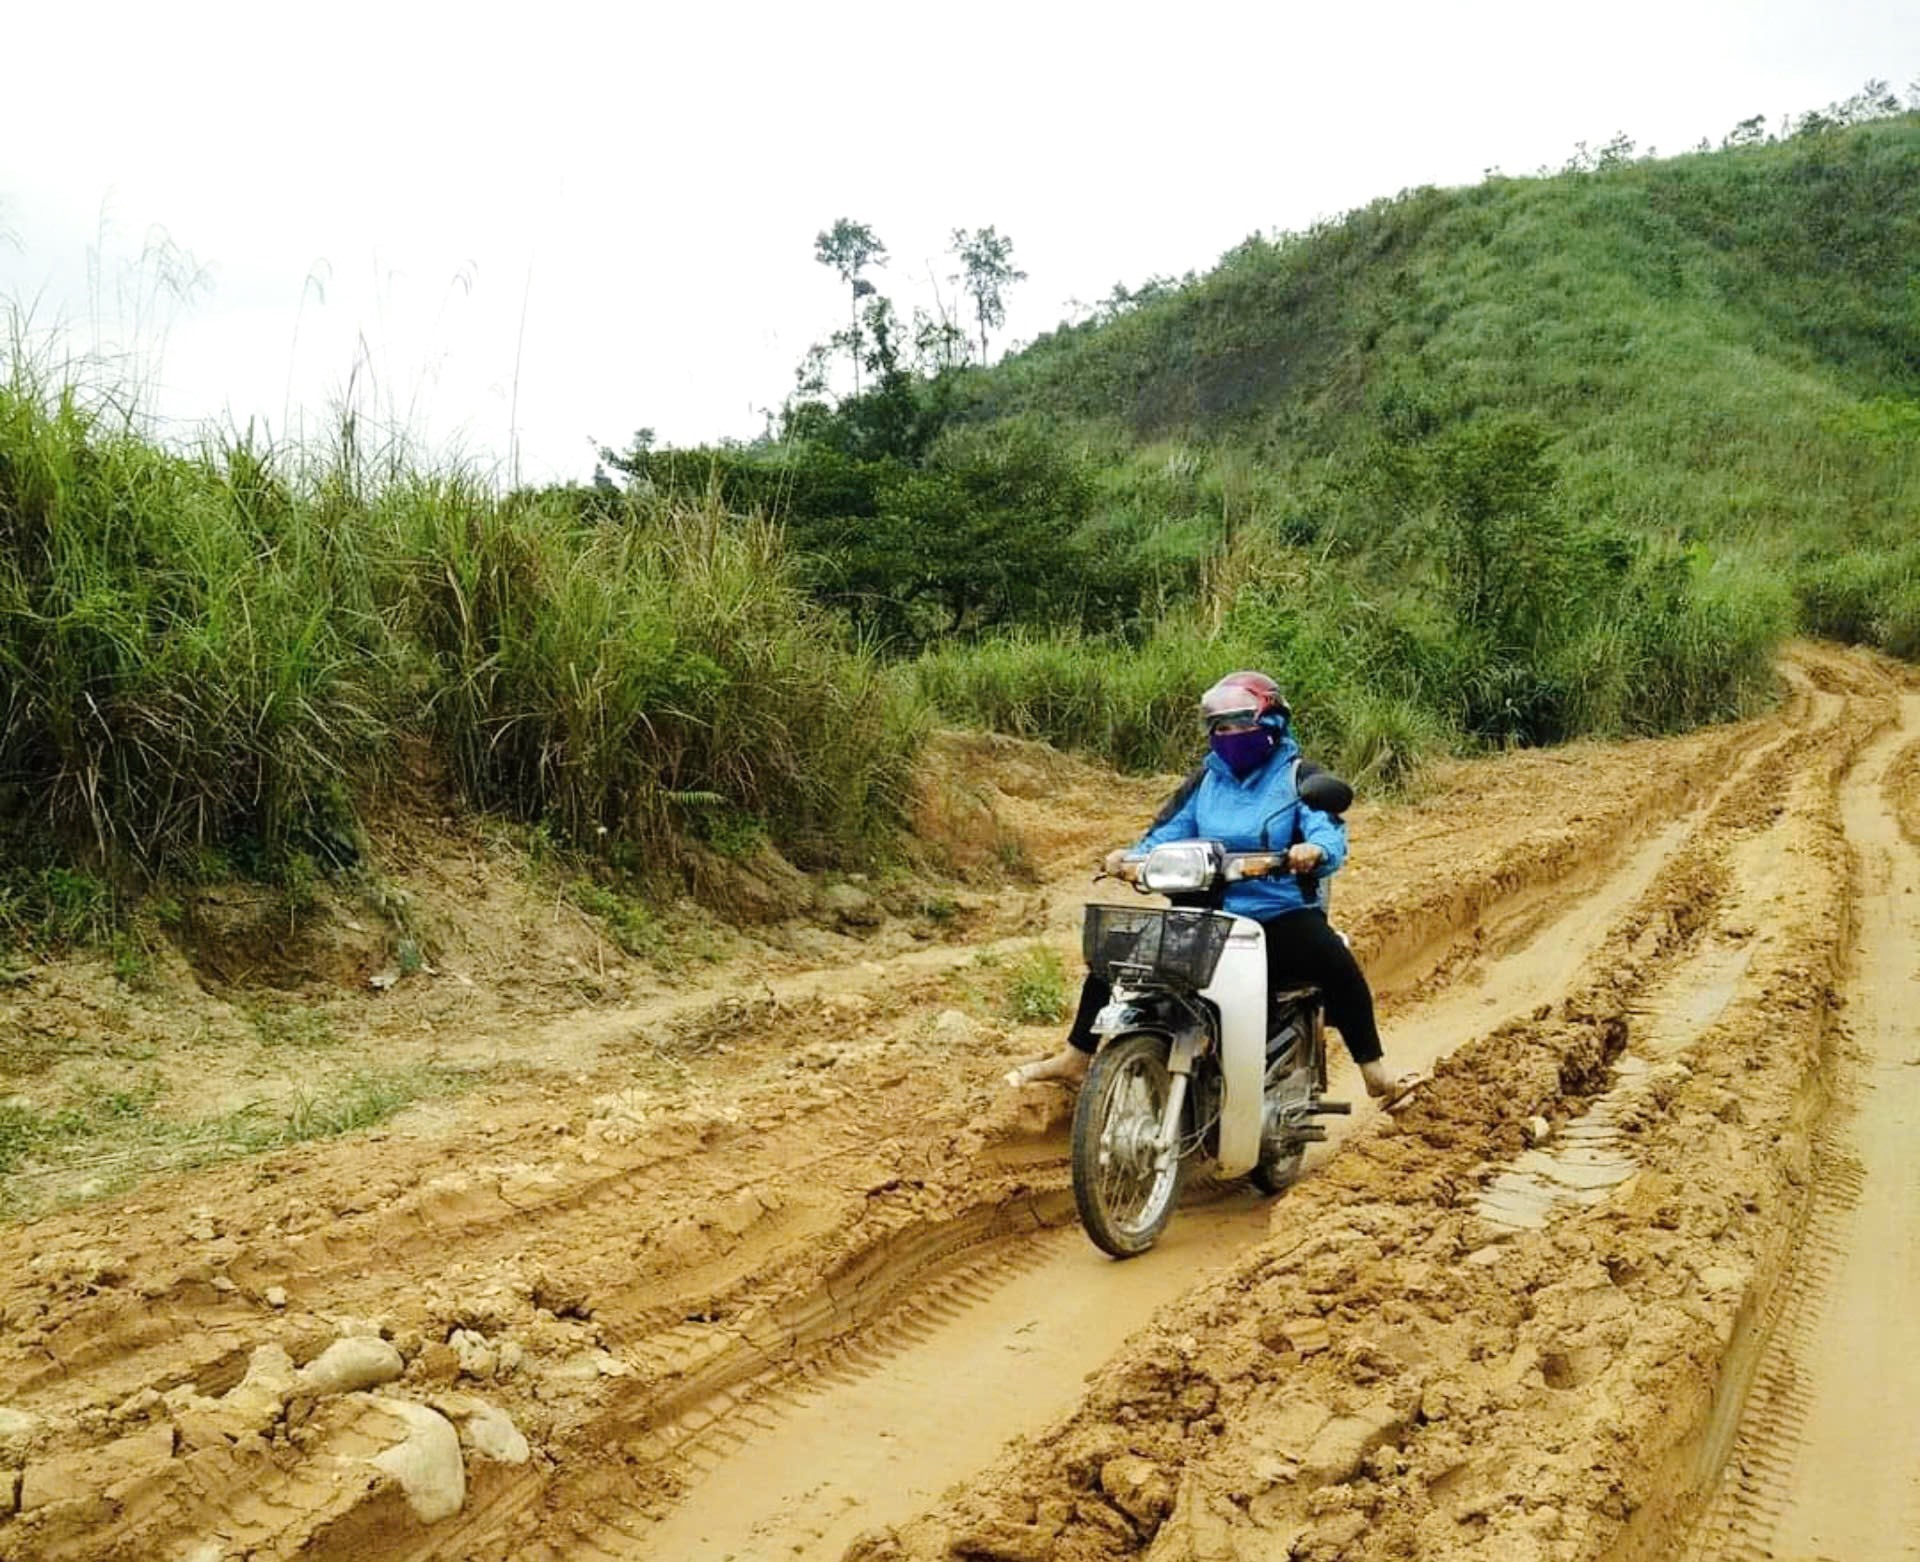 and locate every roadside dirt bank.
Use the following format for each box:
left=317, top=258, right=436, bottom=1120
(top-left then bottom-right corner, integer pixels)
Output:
left=0, top=645, right=1912, bottom=1562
